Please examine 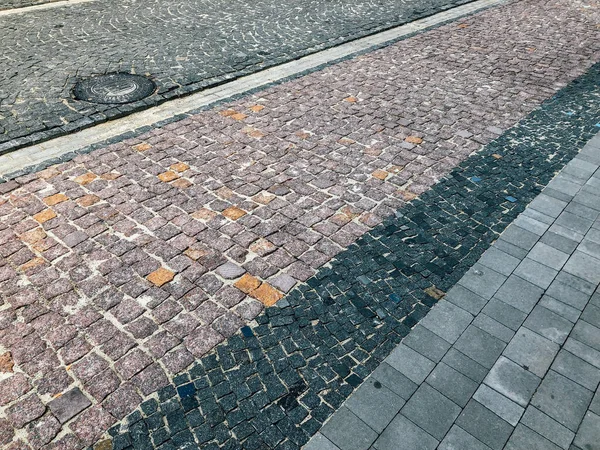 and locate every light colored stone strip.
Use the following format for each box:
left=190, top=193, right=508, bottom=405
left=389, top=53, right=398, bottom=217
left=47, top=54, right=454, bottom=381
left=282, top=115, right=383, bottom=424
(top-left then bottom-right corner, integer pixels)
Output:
left=0, top=0, right=505, bottom=178
left=0, top=0, right=97, bottom=16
